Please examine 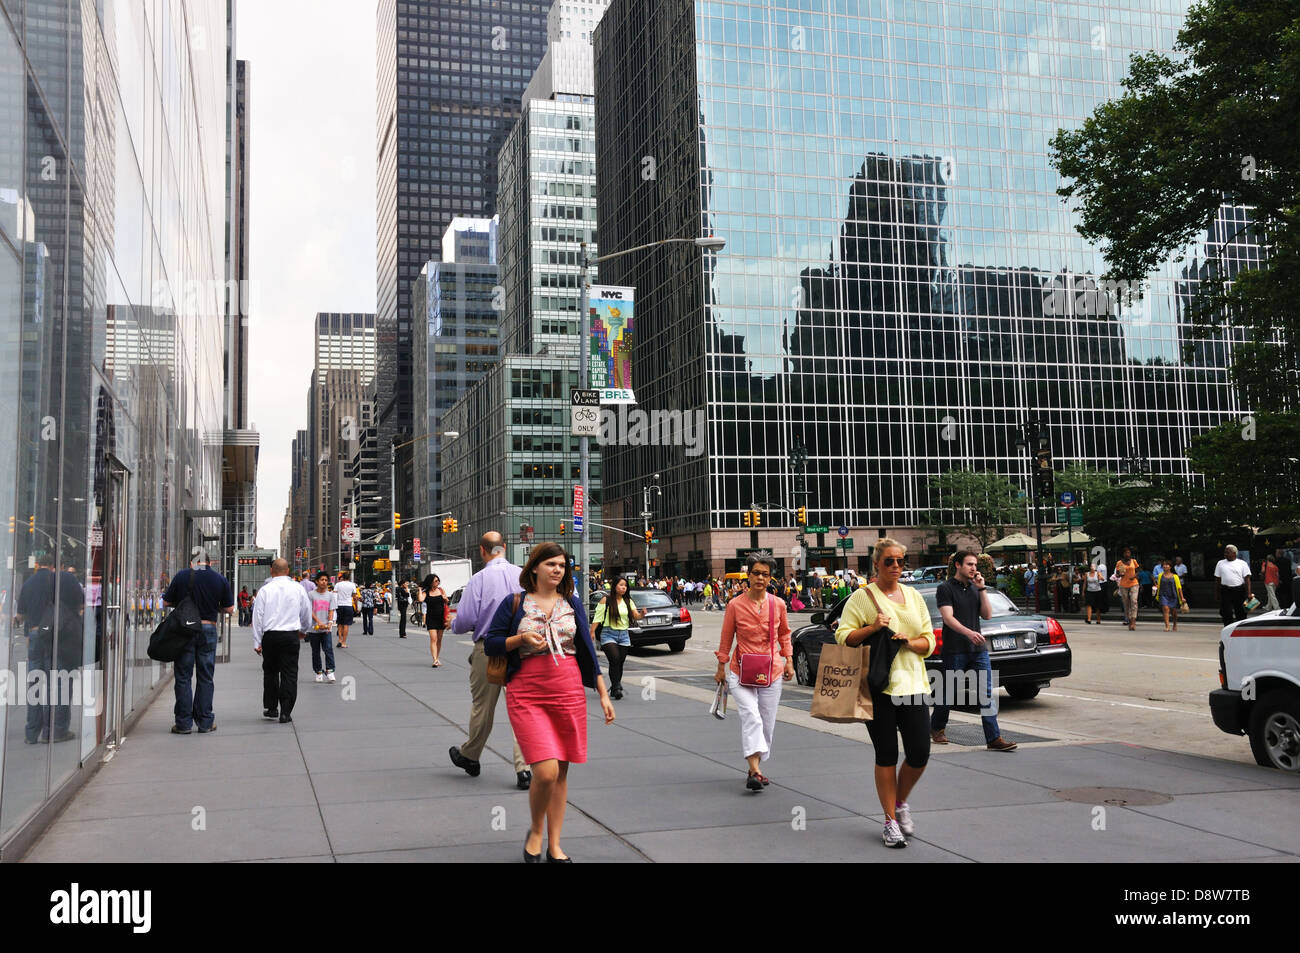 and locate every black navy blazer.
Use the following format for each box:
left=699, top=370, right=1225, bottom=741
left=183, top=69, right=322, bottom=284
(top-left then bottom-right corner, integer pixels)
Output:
left=482, top=593, right=603, bottom=689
